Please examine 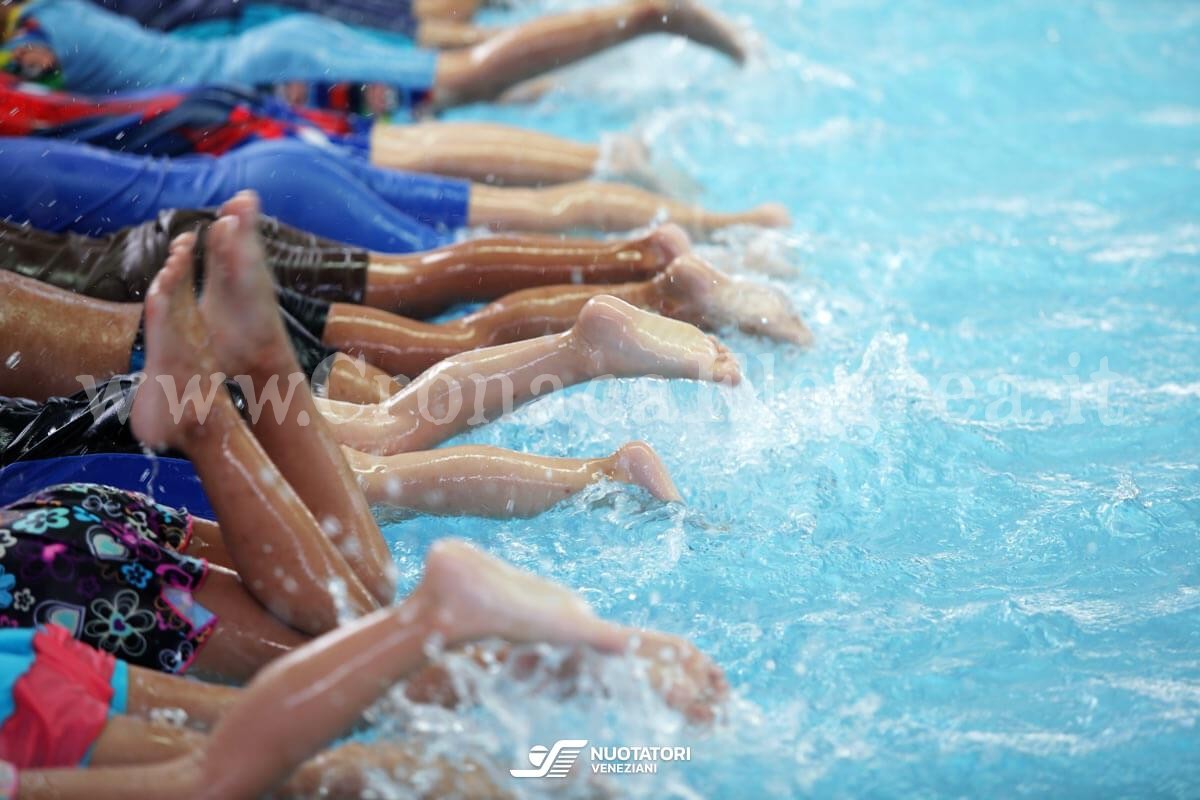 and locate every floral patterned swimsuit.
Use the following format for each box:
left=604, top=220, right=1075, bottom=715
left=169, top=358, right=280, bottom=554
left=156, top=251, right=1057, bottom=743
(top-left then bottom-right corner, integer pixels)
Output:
left=0, top=483, right=216, bottom=674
